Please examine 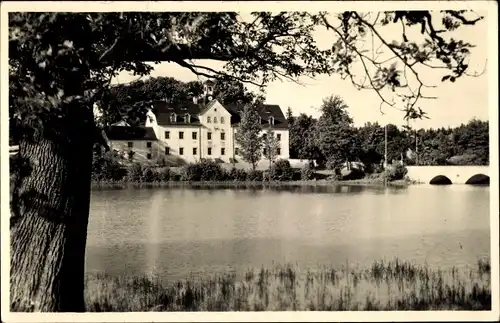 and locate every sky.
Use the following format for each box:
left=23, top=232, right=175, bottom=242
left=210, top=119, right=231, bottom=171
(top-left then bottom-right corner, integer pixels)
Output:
left=111, top=11, right=490, bottom=129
